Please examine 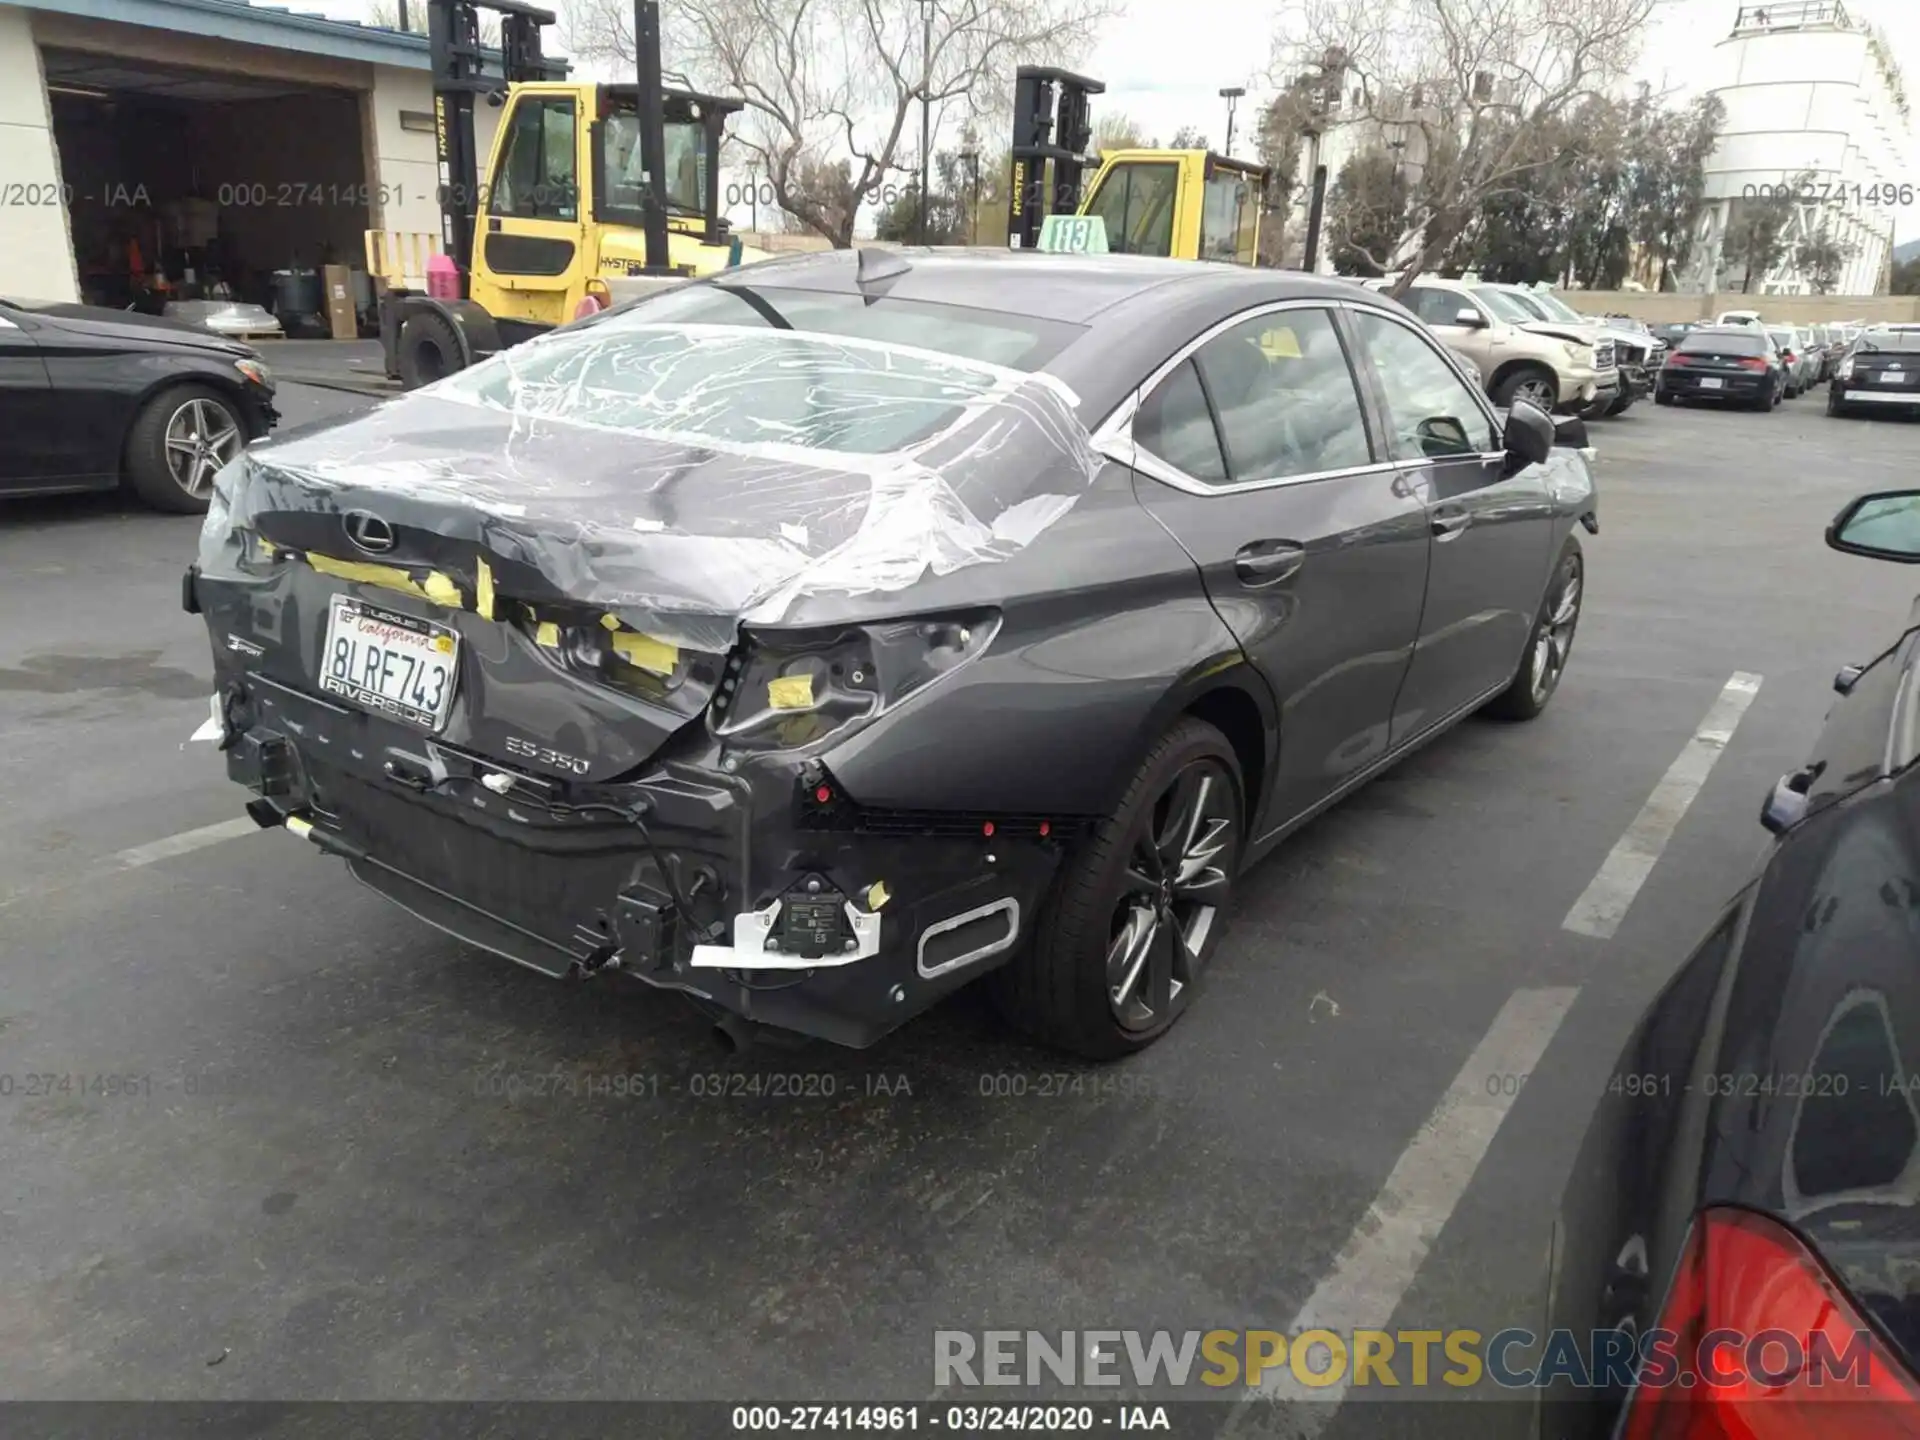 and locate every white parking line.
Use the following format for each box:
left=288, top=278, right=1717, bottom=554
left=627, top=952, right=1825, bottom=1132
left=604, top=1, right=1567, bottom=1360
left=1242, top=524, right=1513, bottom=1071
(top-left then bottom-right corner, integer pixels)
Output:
left=111, top=817, right=262, bottom=869
left=1222, top=986, right=1579, bottom=1436
left=1562, top=672, right=1763, bottom=940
